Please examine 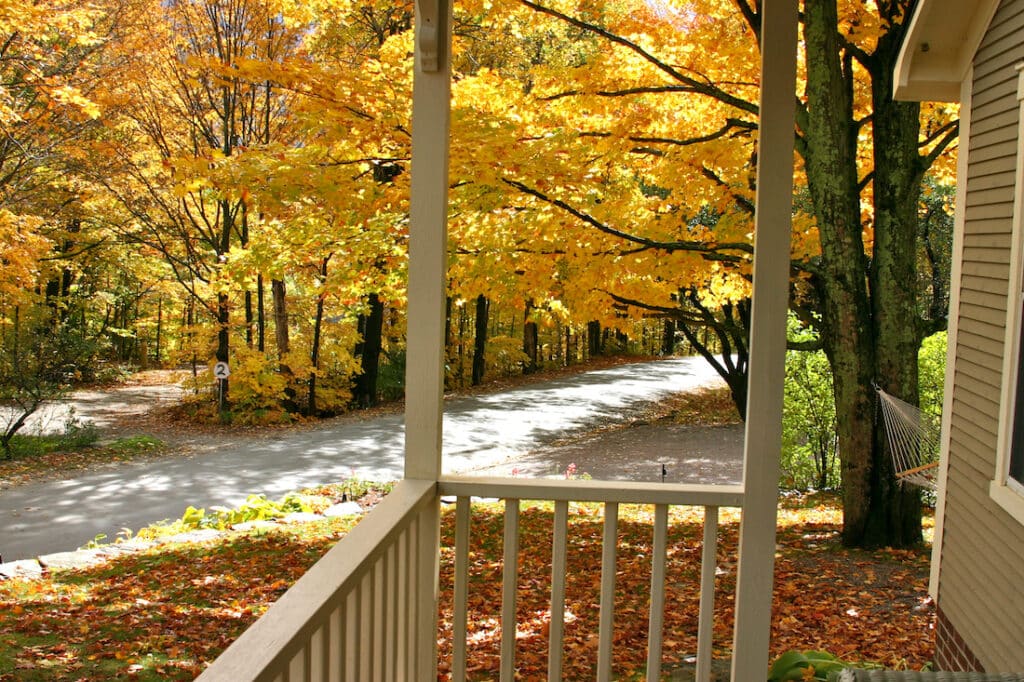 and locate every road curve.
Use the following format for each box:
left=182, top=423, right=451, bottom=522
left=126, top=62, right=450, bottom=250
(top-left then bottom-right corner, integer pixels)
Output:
left=0, top=356, right=725, bottom=562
